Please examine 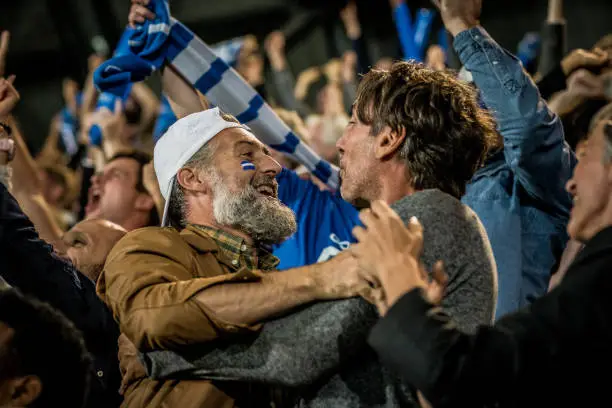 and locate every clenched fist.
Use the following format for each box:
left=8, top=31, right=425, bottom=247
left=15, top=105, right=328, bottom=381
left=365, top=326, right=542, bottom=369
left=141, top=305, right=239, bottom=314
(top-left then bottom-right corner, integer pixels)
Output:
left=431, top=0, right=482, bottom=37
